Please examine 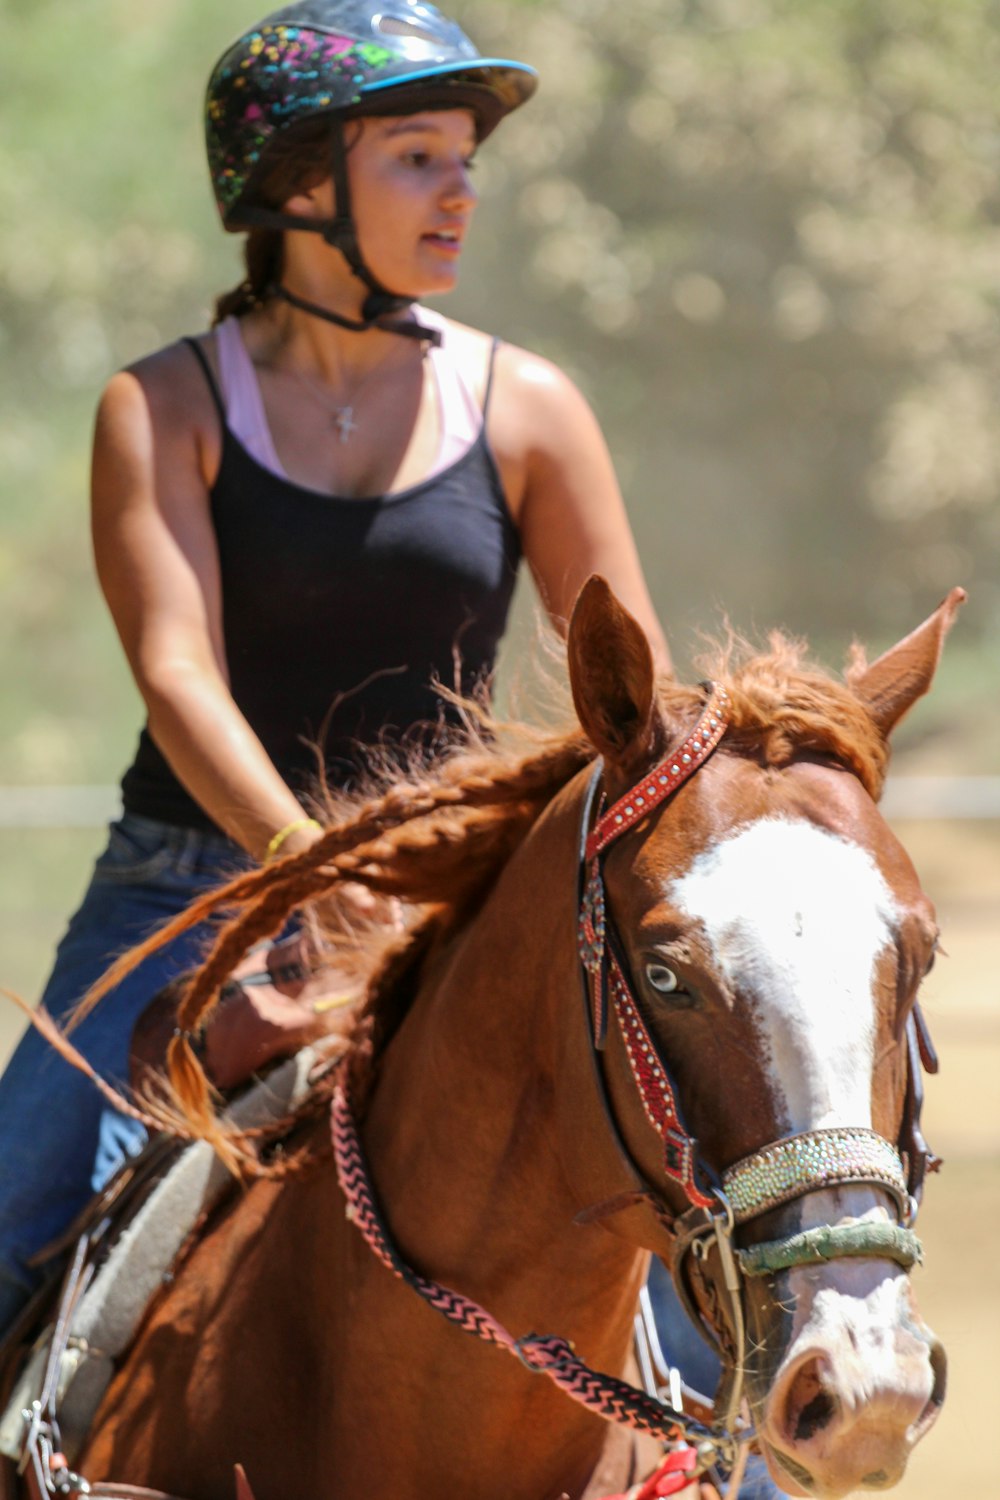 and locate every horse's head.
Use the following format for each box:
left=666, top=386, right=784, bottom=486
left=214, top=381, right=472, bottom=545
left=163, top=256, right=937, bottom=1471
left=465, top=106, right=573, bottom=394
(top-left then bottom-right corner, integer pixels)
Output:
left=566, top=578, right=963, bottom=1498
